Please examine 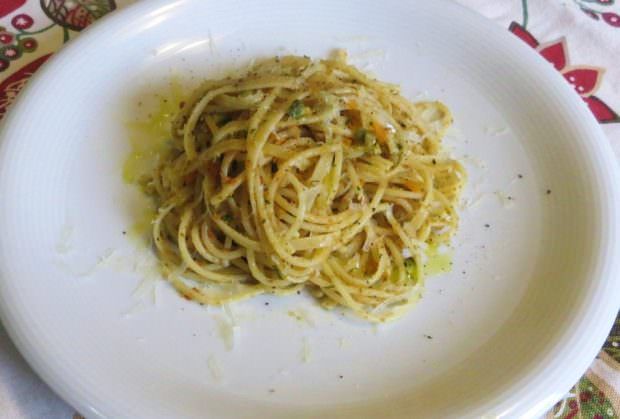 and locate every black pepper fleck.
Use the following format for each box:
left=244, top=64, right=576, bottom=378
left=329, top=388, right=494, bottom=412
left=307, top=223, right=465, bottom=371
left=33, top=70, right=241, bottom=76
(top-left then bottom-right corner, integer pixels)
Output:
left=546, top=189, right=552, bottom=195
left=484, top=224, right=490, bottom=228
left=423, top=334, right=433, bottom=340
left=122, top=231, right=126, bottom=235
left=264, top=302, right=269, bottom=306
left=518, top=174, right=523, bottom=179
left=339, top=375, right=344, bottom=379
